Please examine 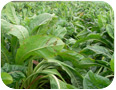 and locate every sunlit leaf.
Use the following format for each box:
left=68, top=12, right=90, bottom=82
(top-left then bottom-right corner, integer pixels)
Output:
left=6, top=2, right=20, bottom=24
left=15, top=35, right=65, bottom=64
left=1, top=72, right=13, bottom=85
